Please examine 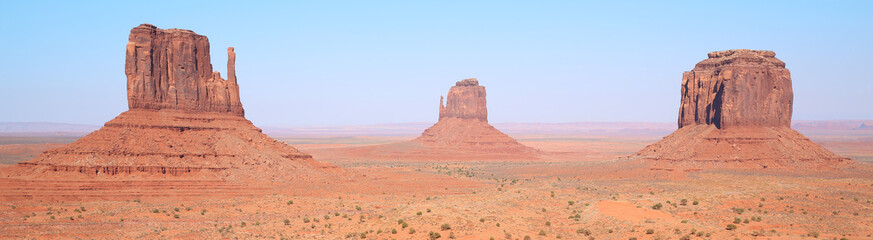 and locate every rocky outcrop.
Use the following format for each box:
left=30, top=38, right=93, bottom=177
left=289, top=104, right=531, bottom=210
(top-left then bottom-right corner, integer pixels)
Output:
left=439, top=78, right=487, bottom=121
left=678, top=49, right=792, bottom=129
left=16, top=24, right=337, bottom=181
left=637, top=49, right=850, bottom=170
left=415, top=79, right=537, bottom=156
left=125, top=24, right=243, bottom=116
